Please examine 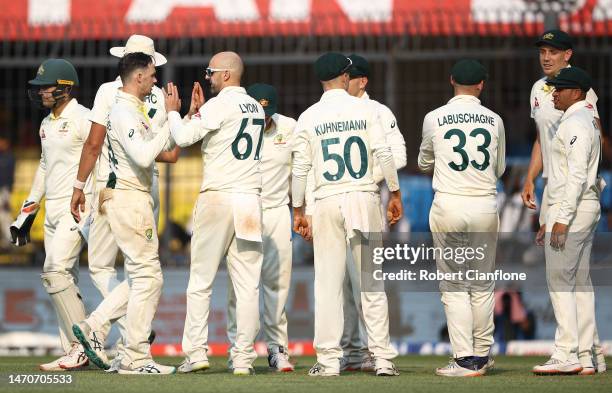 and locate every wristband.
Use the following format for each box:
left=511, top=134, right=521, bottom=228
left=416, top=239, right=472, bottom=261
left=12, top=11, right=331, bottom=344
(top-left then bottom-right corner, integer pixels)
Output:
left=73, top=179, right=86, bottom=190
